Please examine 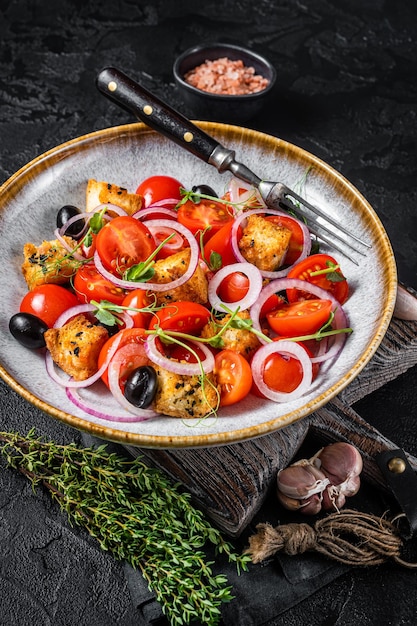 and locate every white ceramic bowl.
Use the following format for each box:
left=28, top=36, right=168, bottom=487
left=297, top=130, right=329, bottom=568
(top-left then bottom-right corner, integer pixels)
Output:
left=0, top=122, right=397, bottom=448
